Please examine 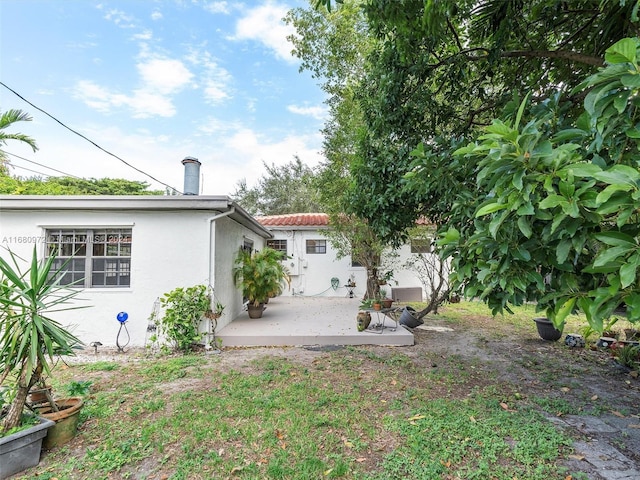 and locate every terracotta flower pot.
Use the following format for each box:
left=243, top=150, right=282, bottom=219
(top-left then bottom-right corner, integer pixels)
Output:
left=36, top=397, right=84, bottom=449
left=28, top=385, right=53, bottom=405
